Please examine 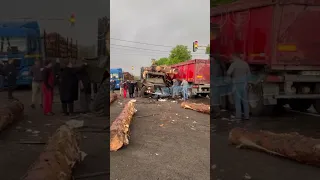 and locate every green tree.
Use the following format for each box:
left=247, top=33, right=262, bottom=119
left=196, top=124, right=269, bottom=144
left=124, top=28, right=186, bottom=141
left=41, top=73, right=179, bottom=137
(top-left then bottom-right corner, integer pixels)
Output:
left=154, top=57, right=169, bottom=65
left=205, top=44, right=210, bottom=55
left=168, top=45, right=192, bottom=63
